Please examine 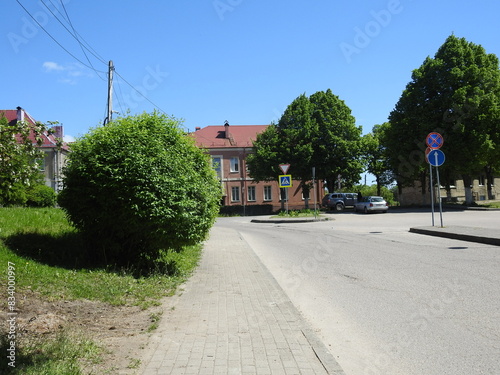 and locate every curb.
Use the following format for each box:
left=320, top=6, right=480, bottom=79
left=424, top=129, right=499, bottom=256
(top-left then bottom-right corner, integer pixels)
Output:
left=238, top=230, right=346, bottom=375
left=301, top=327, right=347, bottom=374
left=251, top=217, right=330, bottom=224
left=409, top=226, right=500, bottom=246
